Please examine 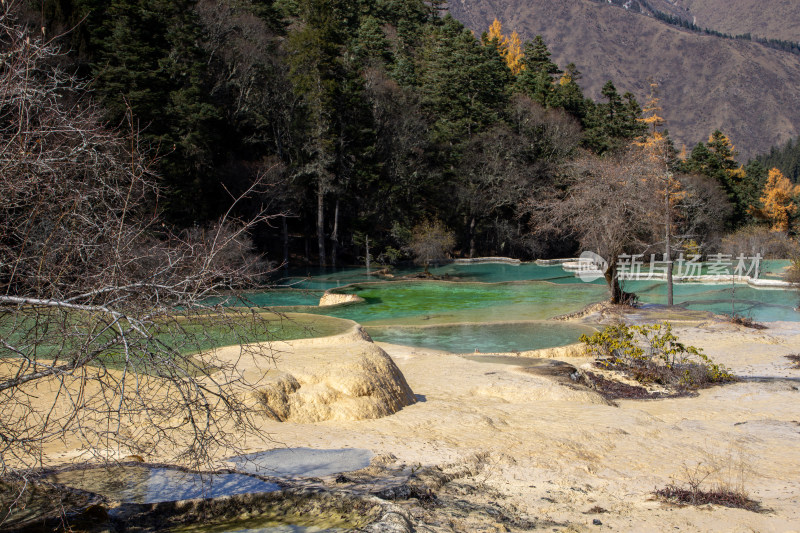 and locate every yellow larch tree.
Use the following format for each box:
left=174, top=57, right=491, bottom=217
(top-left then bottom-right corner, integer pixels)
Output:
left=485, top=19, right=525, bottom=75
left=487, top=18, right=504, bottom=43
left=505, top=31, right=524, bottom=75
left=635, top=79, right=683, bottom=305
left=756, top=168, right=800, bottom=232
